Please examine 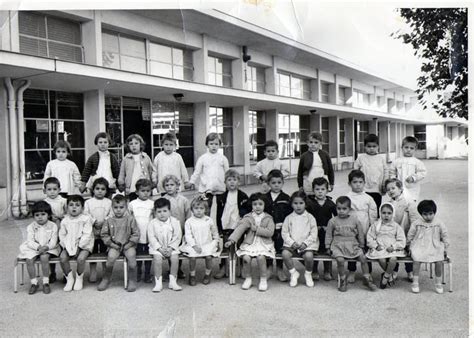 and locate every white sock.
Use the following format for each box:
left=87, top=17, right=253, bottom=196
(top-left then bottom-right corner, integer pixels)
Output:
left=305, top=270, right=312, bottom=276
left=190, top=271, right=196, bottom=276
left=205, top=269, right=212, bottom=275
left=413, top=276, right=419, bottom=284
left=289, top=268, right=296, bottom=274
left=42, top=277, right=49, bottom=284
left=31, top=278, right=38, bottom=285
